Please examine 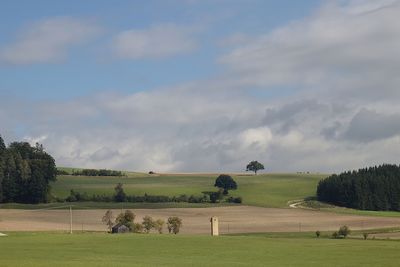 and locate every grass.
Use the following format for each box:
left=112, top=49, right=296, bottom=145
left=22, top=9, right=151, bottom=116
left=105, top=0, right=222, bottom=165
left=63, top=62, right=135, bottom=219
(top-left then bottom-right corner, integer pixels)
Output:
left=0, top=232, right=400, bottom=267
left=301, top=200, right=400, bottom=217
left=0, top=202, right=234, bottom=210
left=51, top=172, right=325, bottom=208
